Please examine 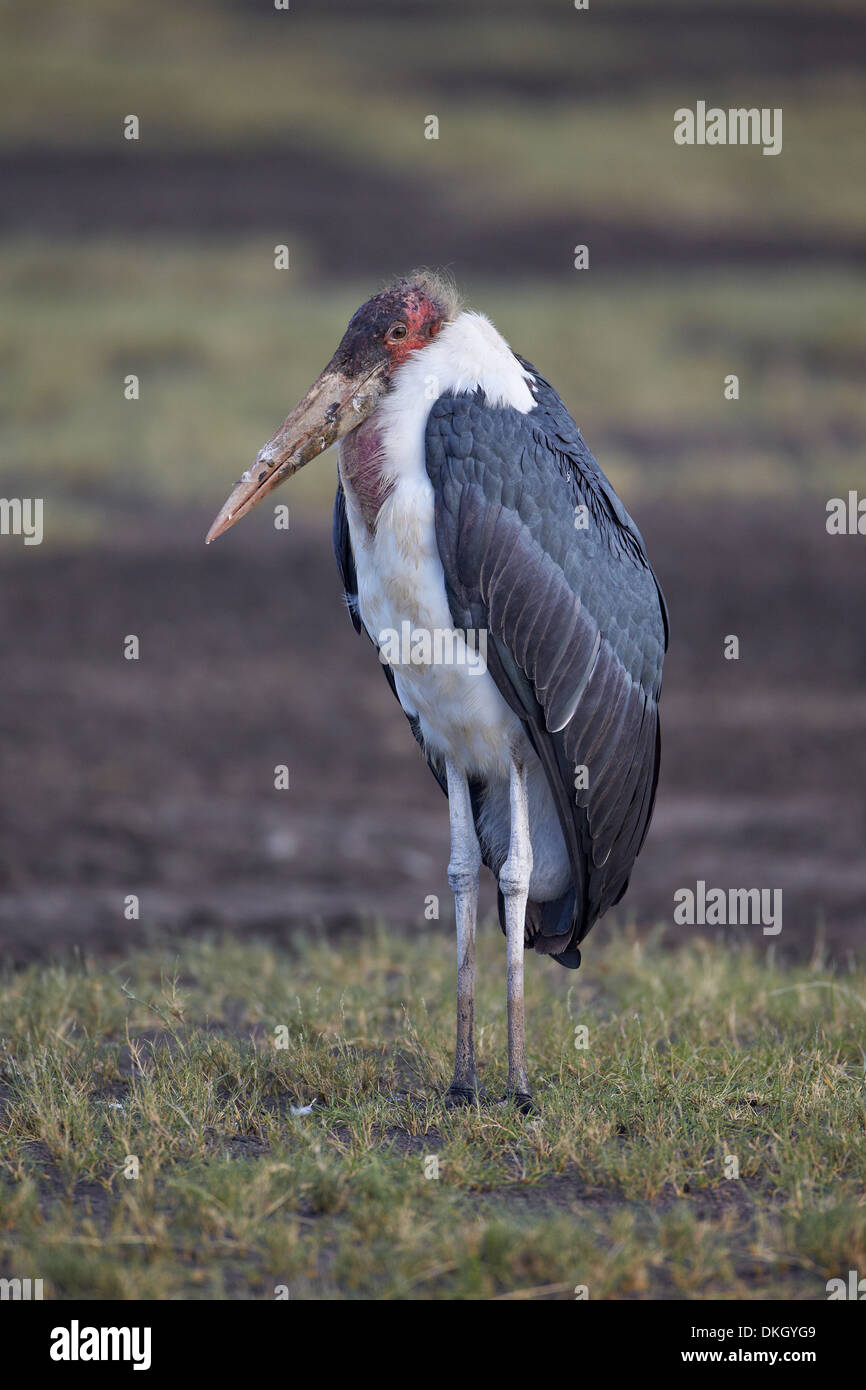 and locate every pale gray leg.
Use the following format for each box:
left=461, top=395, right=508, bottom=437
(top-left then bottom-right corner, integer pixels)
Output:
left=444, top=757, right=482, bottom=1101
left=500, top=754, right=533, bottom=1104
